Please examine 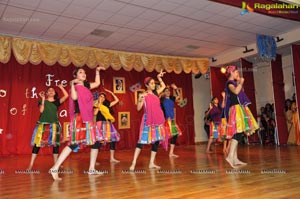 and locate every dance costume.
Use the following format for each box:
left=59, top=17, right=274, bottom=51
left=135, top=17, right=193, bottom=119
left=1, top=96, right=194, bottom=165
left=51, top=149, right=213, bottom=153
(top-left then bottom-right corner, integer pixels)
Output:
left=31, top=99, right=61, bottom=148
left=224, top=80, right=259, bottom=139
left=209, top=105, right=226, bottom=142
left=68, top=83, right=102, bottom=148
left=287, top=109, right=300, bottom=145
left=138, top=91, right=166, bottom=145
left=161, top=96, right=182, bottom=149
left=292, top=110, right=300, bottom=145
left=95, top=102, right=120, bottom=146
